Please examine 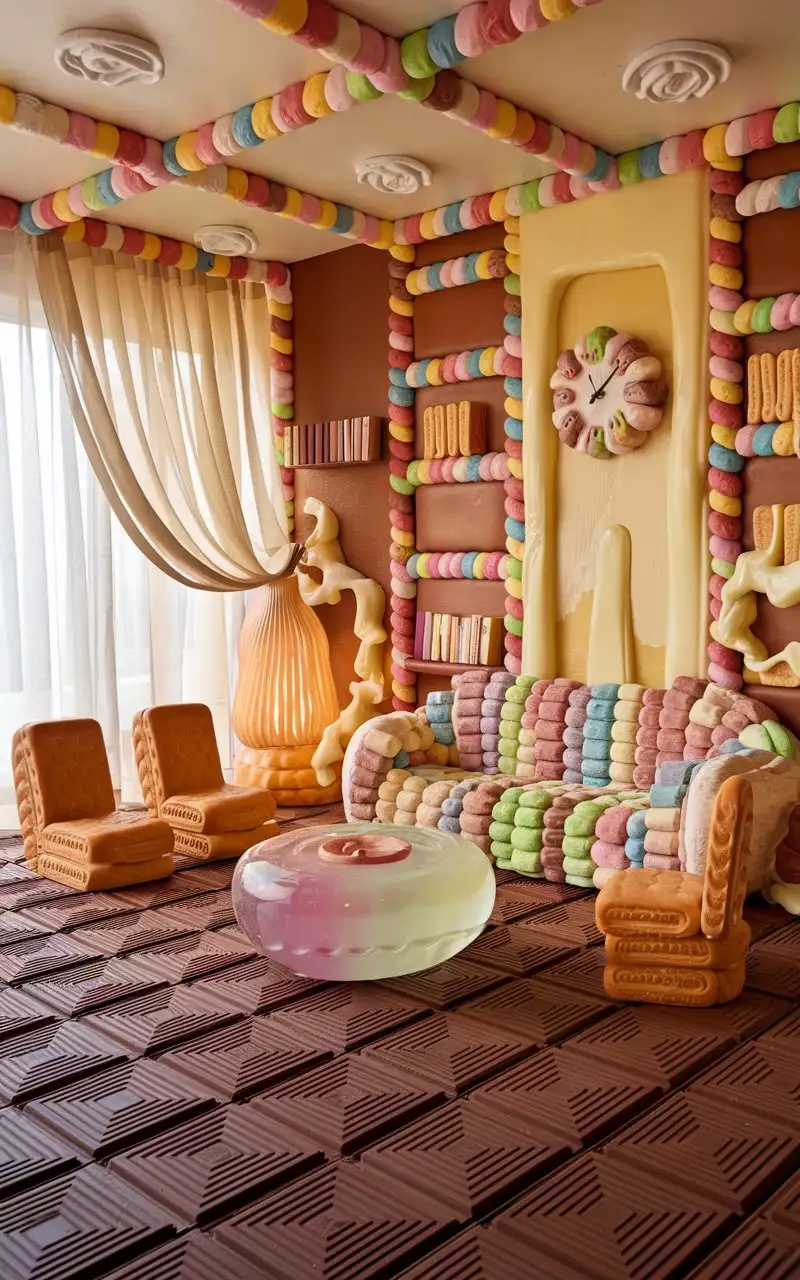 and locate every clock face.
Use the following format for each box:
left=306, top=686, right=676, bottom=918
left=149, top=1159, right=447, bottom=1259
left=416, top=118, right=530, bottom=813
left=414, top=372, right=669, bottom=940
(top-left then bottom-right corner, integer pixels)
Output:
left=550, top=326, right=668, bottom=459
